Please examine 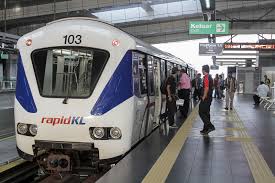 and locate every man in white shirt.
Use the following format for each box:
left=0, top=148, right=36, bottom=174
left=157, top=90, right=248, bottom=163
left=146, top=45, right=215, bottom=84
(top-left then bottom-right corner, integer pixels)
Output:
left=253, top=81, right=269, bottom=106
